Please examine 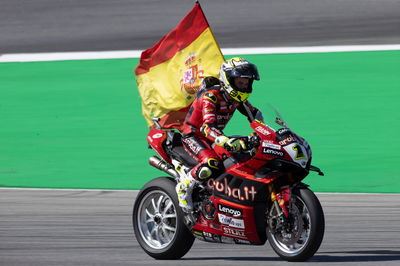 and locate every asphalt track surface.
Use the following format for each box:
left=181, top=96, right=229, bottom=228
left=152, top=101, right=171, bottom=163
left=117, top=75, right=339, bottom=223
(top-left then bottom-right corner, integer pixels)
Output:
left=1, top=0, right=400, bottom=53
left=1, top=189, right=399, bottom=266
